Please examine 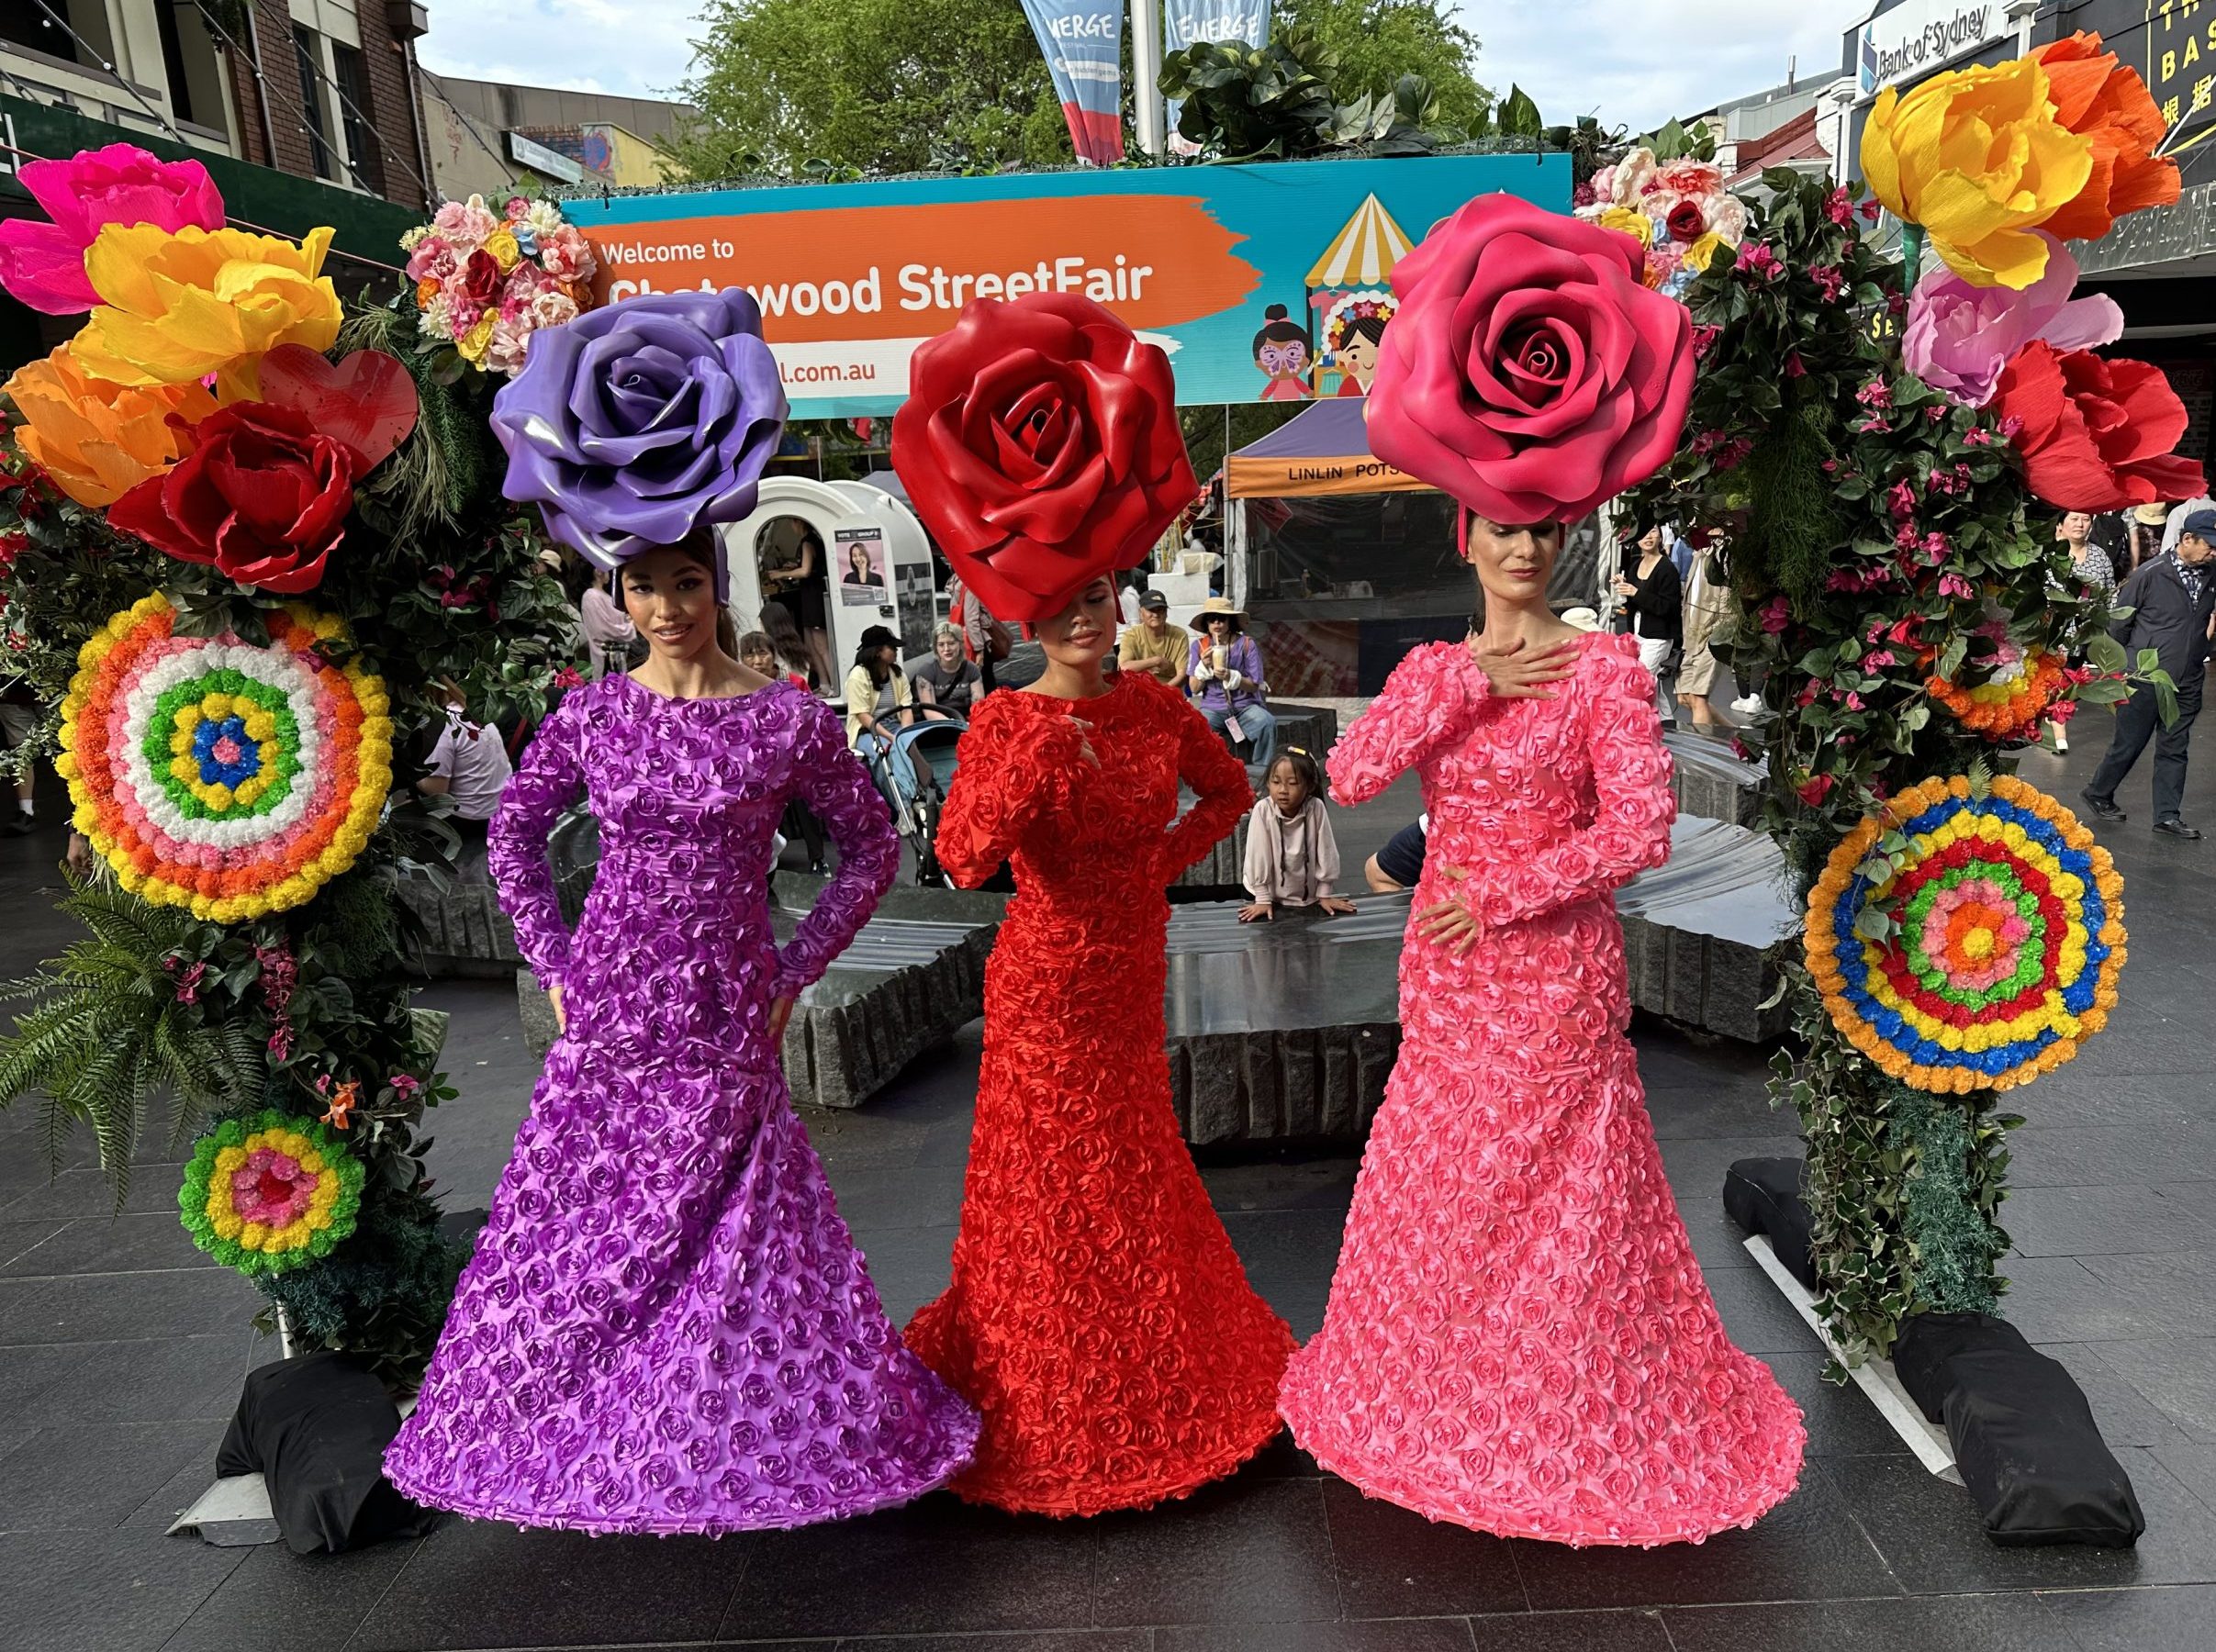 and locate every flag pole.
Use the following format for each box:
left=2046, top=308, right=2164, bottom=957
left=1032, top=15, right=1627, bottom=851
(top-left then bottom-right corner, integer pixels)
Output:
left=1133, top=0, right=1167, bottom=160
